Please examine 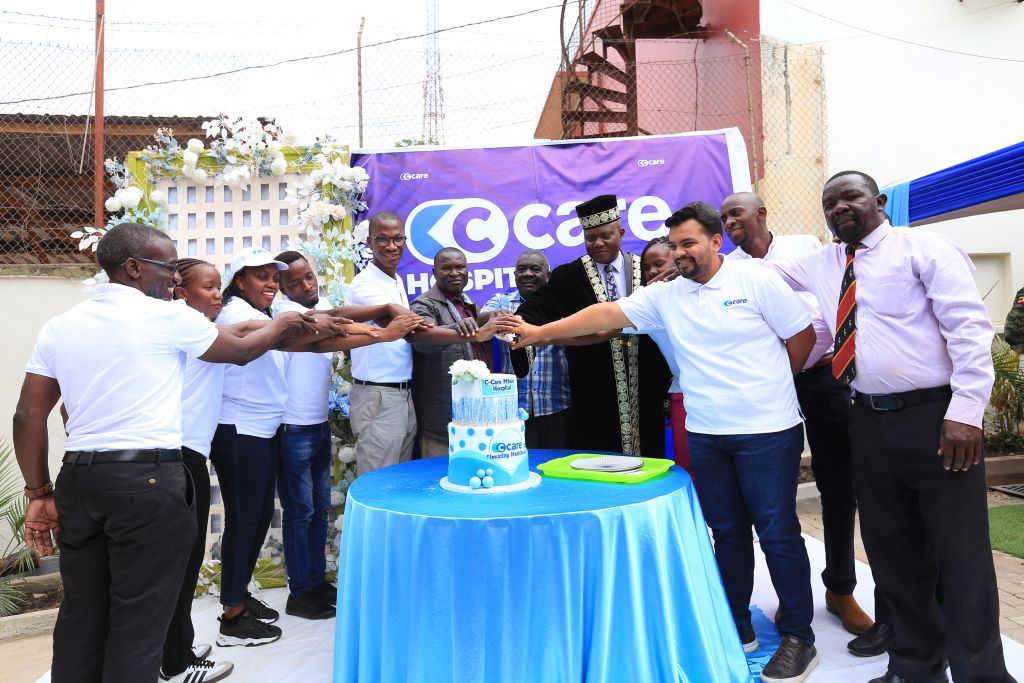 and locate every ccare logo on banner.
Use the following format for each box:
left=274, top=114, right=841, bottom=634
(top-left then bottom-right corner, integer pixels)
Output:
left=405, top=194, right=674, bottom=264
